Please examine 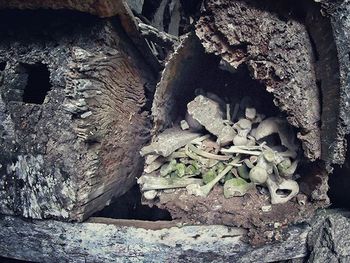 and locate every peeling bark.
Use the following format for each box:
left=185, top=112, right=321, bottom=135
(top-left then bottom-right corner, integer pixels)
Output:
left=314, top=0, right=350, bottom=166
